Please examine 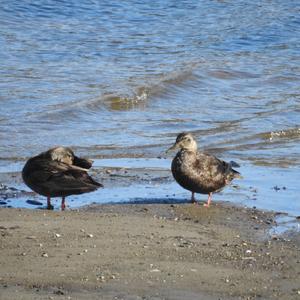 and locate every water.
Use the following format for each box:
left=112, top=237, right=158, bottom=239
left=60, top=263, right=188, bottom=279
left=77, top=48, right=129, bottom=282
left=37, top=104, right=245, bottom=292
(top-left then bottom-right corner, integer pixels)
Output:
left=0, top=0, right=299, bottom=222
